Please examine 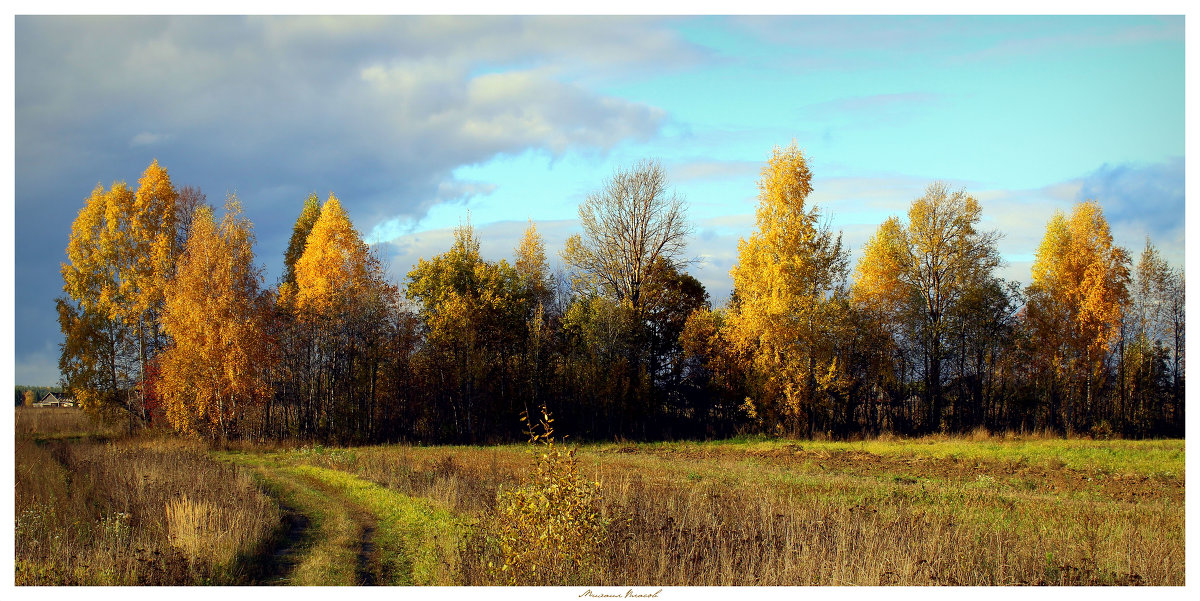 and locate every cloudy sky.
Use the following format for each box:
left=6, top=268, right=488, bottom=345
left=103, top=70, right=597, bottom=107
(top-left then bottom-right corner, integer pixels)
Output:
left=12, top=15, right=1185, bottom=385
